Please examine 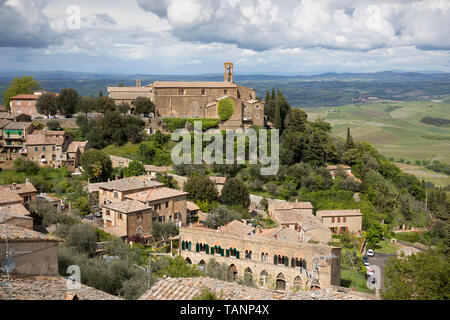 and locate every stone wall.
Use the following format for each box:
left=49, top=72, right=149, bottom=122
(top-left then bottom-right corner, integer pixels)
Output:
left=180, top=227, right=341, bottom=290
left=0, top=241, right=59, bottom=275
